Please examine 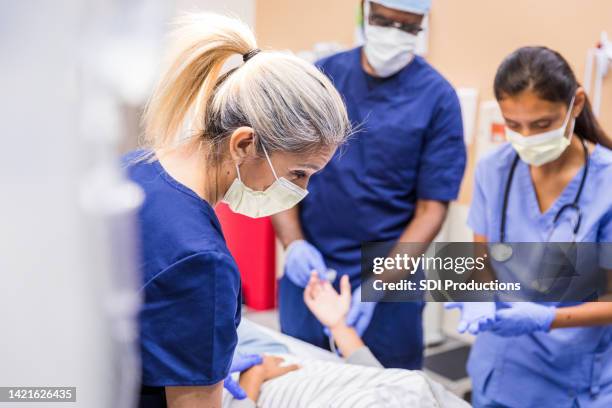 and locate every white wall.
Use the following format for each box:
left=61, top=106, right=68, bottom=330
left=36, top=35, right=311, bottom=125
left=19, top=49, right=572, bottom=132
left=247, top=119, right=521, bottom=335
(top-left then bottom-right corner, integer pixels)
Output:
left=174, top=0, right=255, bottom=26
